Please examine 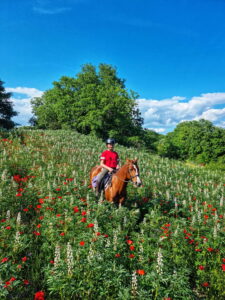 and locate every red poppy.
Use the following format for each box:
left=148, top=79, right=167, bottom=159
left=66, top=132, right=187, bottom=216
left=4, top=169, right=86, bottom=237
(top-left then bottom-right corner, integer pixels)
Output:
left=1, top=257, right=8, bottom=263
left=198, top=265, right=205, bottom=270
left=130, top=245, right=135, bottom=251
left=81, top=211, right=87, bottom=216
left=23, top=279, right=29, bottom=285
left=80, top=217, right=87, bottom=223
left=202, top=282, right=209, bottom=287
left=129, top=254, right=135, bottom=258
left=222, top=264, right=225, bottom=271
left=79, top=241, right=85, bottom=246
left=5, top=226, right=11, bottom=230
left=73, top=206, right=79, bottom=213
left=60, top=232, right=65, bottom=236
left=87, top=223, right=94, bottom=228
left=207, top=247, right=213, bottom=252
left=50, top=260, right=54, bottom=264
left=136, top=269, right=145, bottom=275
left=126, top=240, right=133, bottom=245
left=22, top=257, right=27, bottom=262
left=34, top=290, right=45, bottom=300
left=115, top=253, right=120, bottom=257
left=23, top=208, right=29, bottom=212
